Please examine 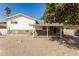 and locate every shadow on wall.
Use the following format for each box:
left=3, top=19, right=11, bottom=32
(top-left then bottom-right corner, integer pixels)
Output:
left=49, top=35, right=79, bottom=49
